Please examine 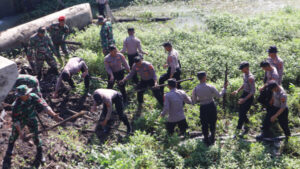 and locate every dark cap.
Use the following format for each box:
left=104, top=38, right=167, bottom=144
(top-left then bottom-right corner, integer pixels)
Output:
left=134, top=55, right=142, bottom=63
left=168, top=78, right=177, bottom=88
left=16, top=85, right=32, bottom=97
left=128, top=27, right=135, bottom=31
left=267, top=80, right=278, bottom=90
left=239, top=61, right=249, bottom=70
left=37, top=27, right=46, bottom=34
left=93, top=94, right=103, bottom=105
left=162, top=42, right=172, bottom=47
left=197, top=71, right=206, bottom=80
left=109, top=45, right=117, bottom=52
left=98, top=16, right=105, bottom=23
left=267, top=46, right=278, bottom=53
left=260, top=61, right=270, bottom=67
